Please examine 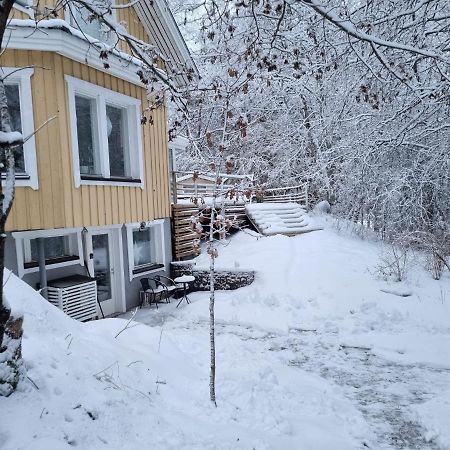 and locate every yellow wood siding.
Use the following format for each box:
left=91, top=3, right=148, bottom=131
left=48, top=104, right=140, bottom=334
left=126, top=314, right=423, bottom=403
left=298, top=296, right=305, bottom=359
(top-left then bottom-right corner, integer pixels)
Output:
left=10, top=7, right=28, bottom=20
left=1, top=50, right=171, bottom=232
